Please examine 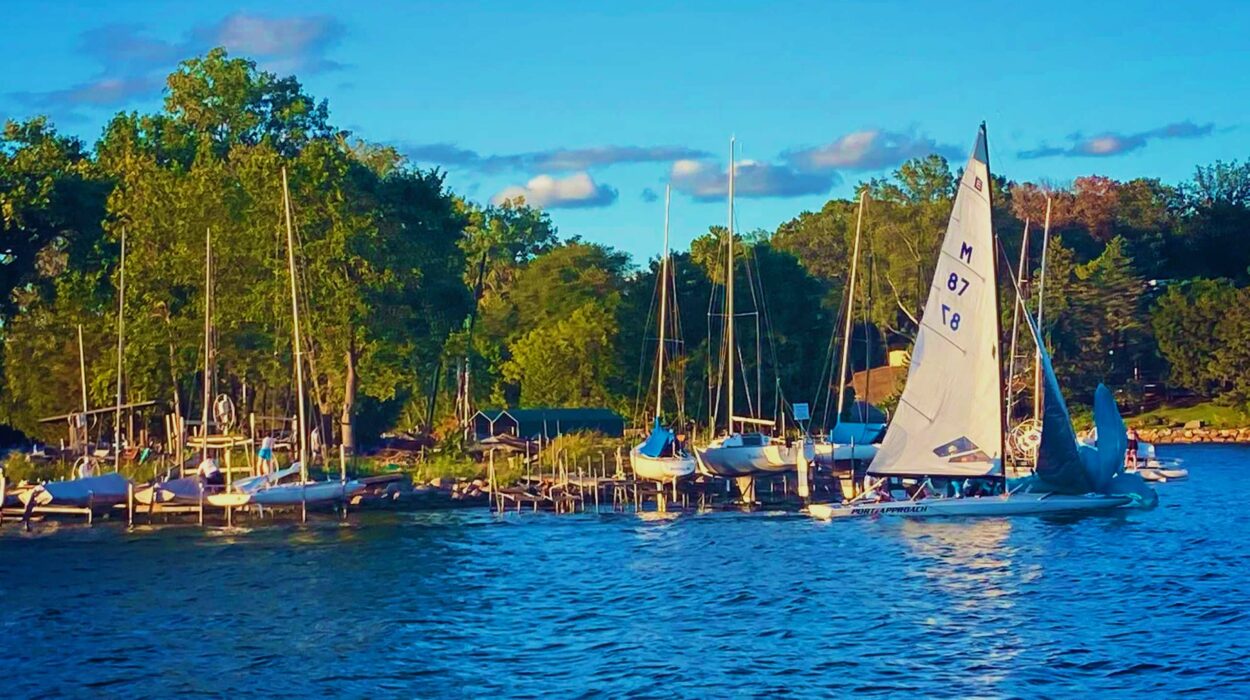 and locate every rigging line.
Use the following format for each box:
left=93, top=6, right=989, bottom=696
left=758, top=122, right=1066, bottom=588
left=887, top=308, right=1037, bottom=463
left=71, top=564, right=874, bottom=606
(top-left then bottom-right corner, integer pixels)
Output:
left=819, top=280, right=851, bottom=431
left=746, top=240, right=786, bottom=415
left=631, top=259, right=662, bottom=427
